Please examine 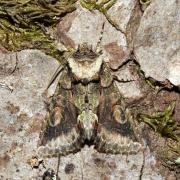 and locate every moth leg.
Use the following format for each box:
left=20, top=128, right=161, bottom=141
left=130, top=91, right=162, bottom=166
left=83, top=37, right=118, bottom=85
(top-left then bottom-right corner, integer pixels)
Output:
left=94, top=127, right=142, bottom=155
